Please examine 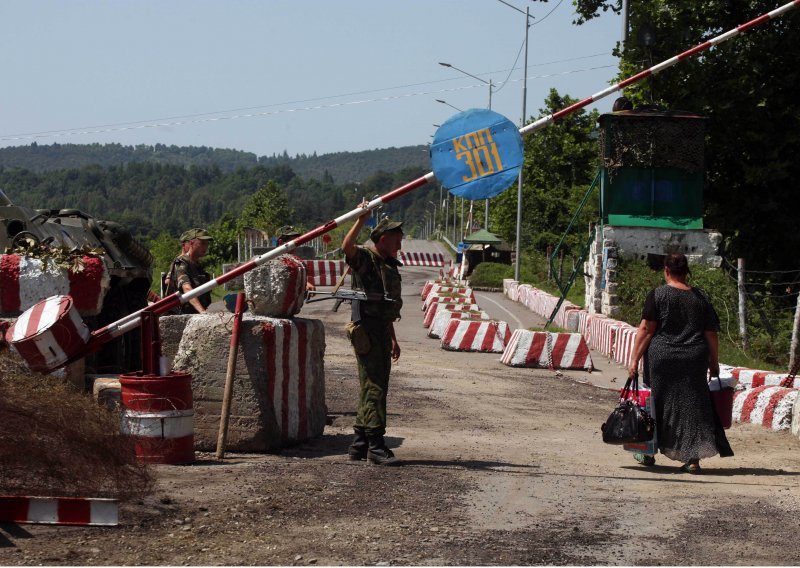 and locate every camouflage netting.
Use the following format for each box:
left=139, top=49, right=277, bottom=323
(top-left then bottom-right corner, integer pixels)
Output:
left=0, top=352, right=153, bottom=501
left=599, top=115, right=706, bottom=176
